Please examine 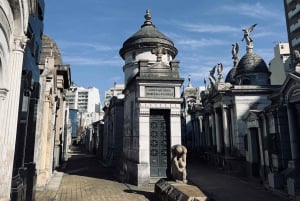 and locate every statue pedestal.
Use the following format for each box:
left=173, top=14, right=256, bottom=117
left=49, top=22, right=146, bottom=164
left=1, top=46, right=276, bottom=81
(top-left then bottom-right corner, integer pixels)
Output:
left=155, top=178, right=208, bottom=201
